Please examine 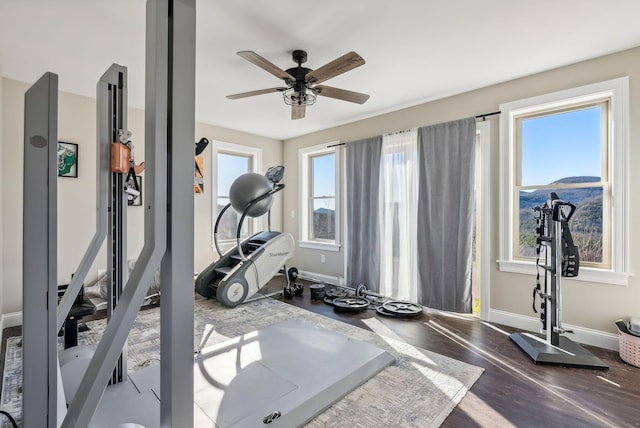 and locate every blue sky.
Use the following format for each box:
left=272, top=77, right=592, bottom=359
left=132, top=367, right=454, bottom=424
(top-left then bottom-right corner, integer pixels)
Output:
left=312, top=153, right=335, bottom=197
left=520, top=106, right=602, bottom=186
left=217, top=152, right=250, bottom=196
